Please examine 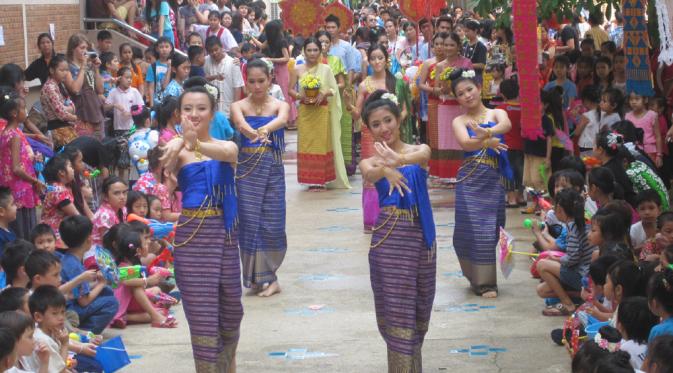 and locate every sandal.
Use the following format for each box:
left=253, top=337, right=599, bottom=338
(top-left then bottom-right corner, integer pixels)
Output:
left=542, top=303, right=574, bottom=316
left=152, top=315, right=178, bottom=328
